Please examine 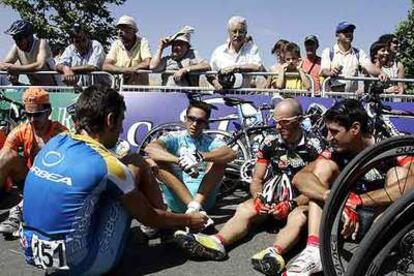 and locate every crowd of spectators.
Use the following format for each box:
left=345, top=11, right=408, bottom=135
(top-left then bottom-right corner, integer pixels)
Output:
left=0, top=15, right=407, bottom=93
